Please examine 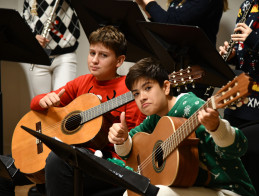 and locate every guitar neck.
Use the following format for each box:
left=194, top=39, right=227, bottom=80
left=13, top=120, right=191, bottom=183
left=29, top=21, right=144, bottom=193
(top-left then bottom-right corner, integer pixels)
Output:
left=162, top=99, right=213, bottom=159
left=80, top=91, right=134, bottom=124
